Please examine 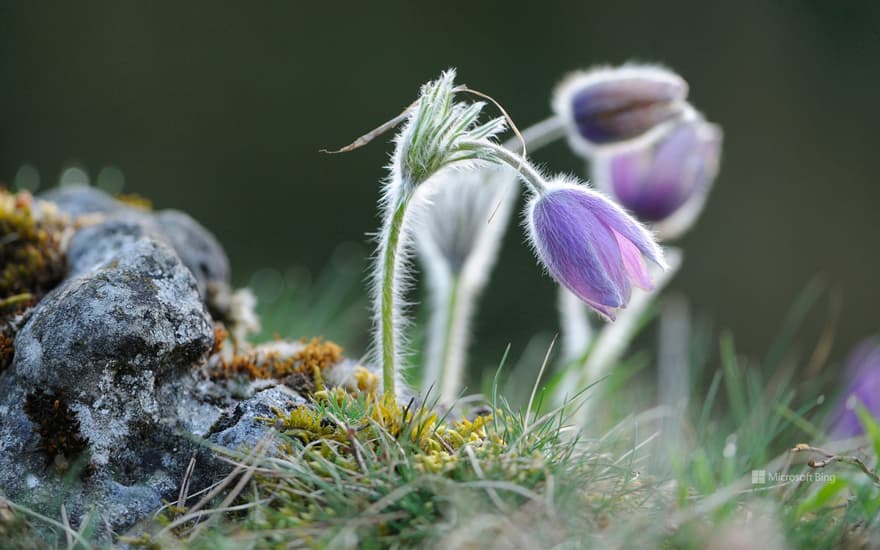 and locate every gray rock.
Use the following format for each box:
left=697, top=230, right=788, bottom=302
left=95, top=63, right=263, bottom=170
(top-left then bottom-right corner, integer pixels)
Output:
left=0, top=188, right=291, bottom=541
left=0, top=372, right=221, bottom=537
left=154, top=209, right=230, bottom=298
left=39, top=185, right=230, bottom=300
left=209, top=386, right=306, bottom=451
left=102, top=481, right=165, bottom=531
left=39, top=184, right=127, bottom=217
left=0, top=220, right=226, bottom=538
left=65, top=219, right=154, bottom=277
left=14, top=224, right=214, bottom=407
left=0, top=380, right=36, bottom=498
